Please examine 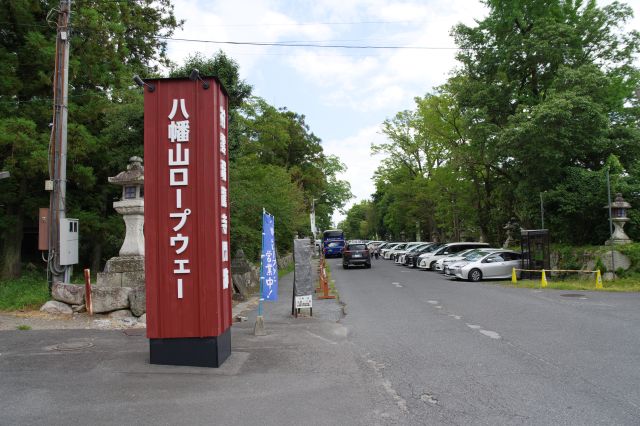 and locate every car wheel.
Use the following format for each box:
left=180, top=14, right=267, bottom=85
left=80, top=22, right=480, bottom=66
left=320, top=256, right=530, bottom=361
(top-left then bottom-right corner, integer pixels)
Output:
left=343, top=263, right=348, bottom=269
left=365, top=263, right=371, bottom=269
left=430, top=261, right=437, bottom=270
left=469, top=269, right=482, bottom=282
